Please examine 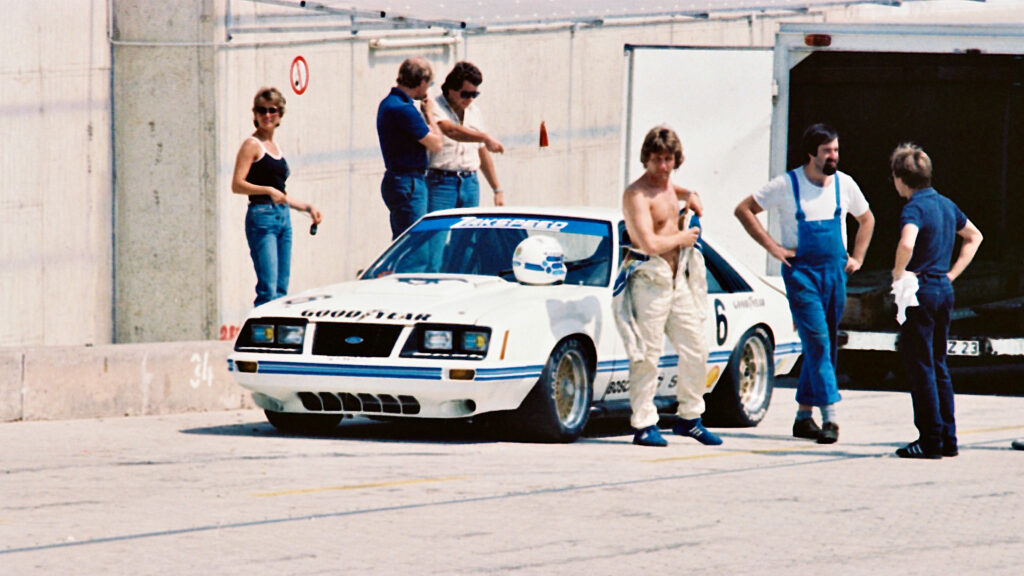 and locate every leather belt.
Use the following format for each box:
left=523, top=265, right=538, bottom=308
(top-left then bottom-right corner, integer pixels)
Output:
left=428, top=168, right=475, bottom=178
